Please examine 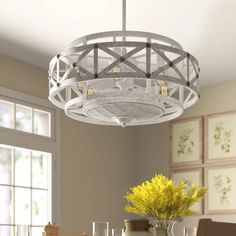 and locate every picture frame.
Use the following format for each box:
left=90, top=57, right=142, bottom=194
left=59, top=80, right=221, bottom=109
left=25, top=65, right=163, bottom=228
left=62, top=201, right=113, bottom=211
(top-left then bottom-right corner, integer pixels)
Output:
left=205, top=164, right=236, bottom=214
left=171, top=167, right=203, bottom=214
left=170, top=117, right=202, bottom=166
left=205, top=111, right=236, bottom=163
